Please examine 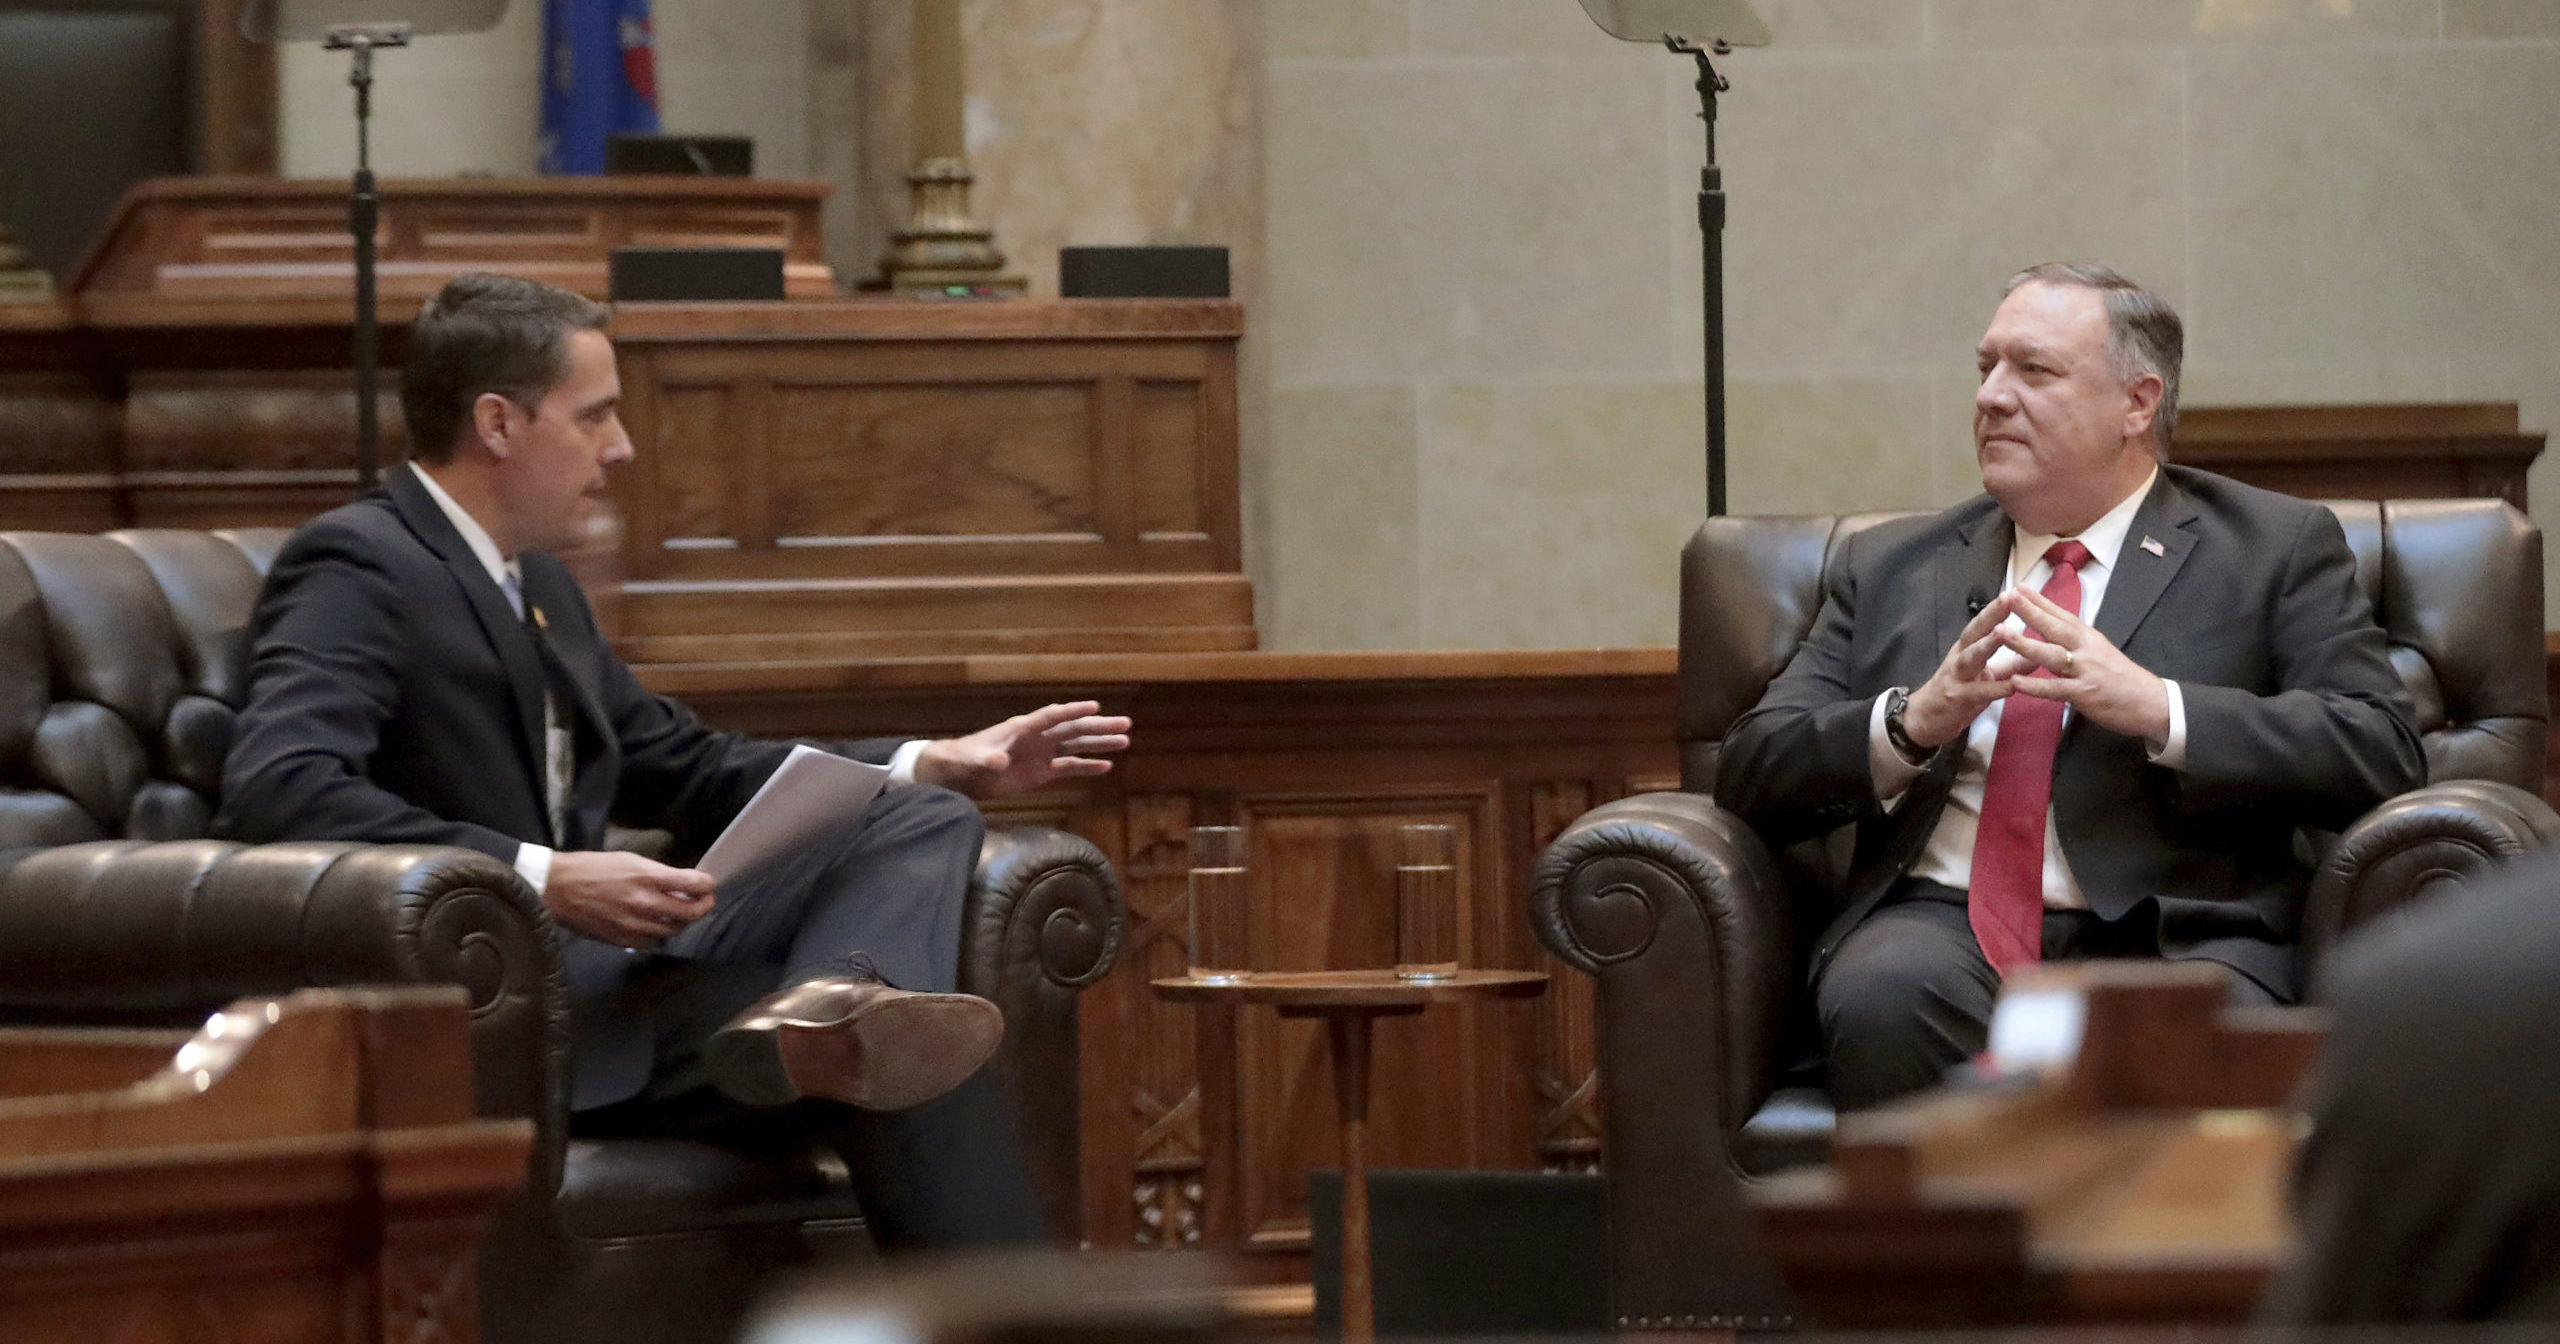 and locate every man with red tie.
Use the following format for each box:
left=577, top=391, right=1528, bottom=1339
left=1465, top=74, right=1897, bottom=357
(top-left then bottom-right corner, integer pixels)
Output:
left=1715, top=262, right=2423, bottom=1111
